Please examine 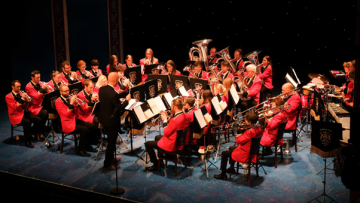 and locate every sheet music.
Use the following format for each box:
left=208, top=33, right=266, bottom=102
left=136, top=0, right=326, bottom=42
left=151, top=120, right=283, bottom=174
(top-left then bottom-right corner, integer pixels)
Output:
left=154, top=96, right=167, bottom=111
left=134, top=105, right=147, bottom=123
left=179, top=86, right=189, bottom=97
left=164, top=93, right=174, bottom=107
left=291, top=67, right=301, bottom=85
left=204, top=113, right=213, bottom=124
left=219, top=100, right=227, bottom=111
left=211, top=97, right=222, bottom=115
left=285, top=73, right=298, bottom=88
left=195, top=109, right=207, bottom=128
left=229, top=85, right=240, bottom=104
left=151, top=105, right=160, bottom=115
left=125, top=99, right=143, bottom=110
left=144, top=109, right=155, bottom=120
